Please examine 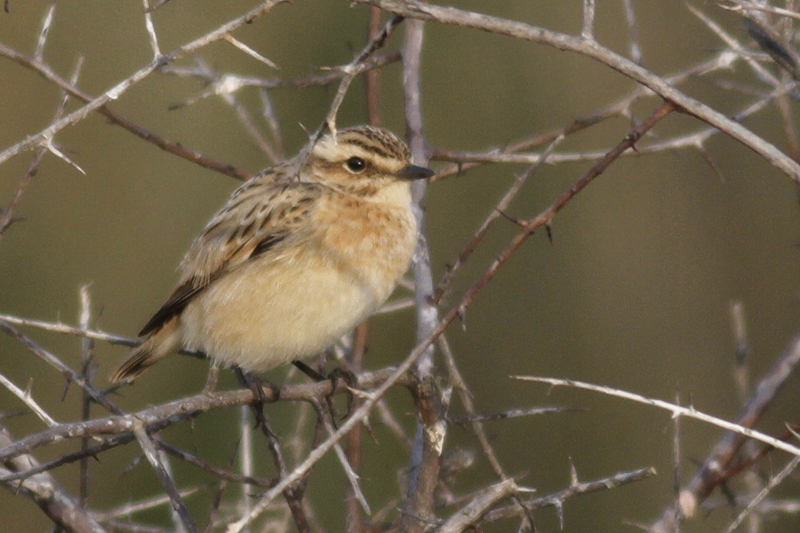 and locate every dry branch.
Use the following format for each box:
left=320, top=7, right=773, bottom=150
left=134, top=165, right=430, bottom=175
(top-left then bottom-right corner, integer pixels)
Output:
left=353, top=0, right=800, bottom=182
left=2, top=2, right=799, bottom=532
left=0, top=0, right=289, bottom=171
left=0, top=426, right=107, bottom=533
